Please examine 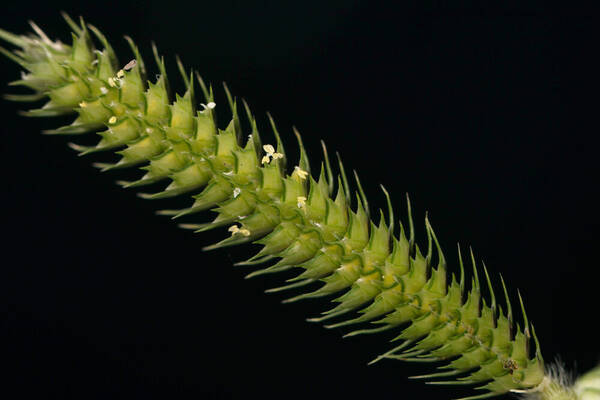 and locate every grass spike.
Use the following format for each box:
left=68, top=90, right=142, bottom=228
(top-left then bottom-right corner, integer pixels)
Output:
left=0, top=16, right=587, bottom=400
